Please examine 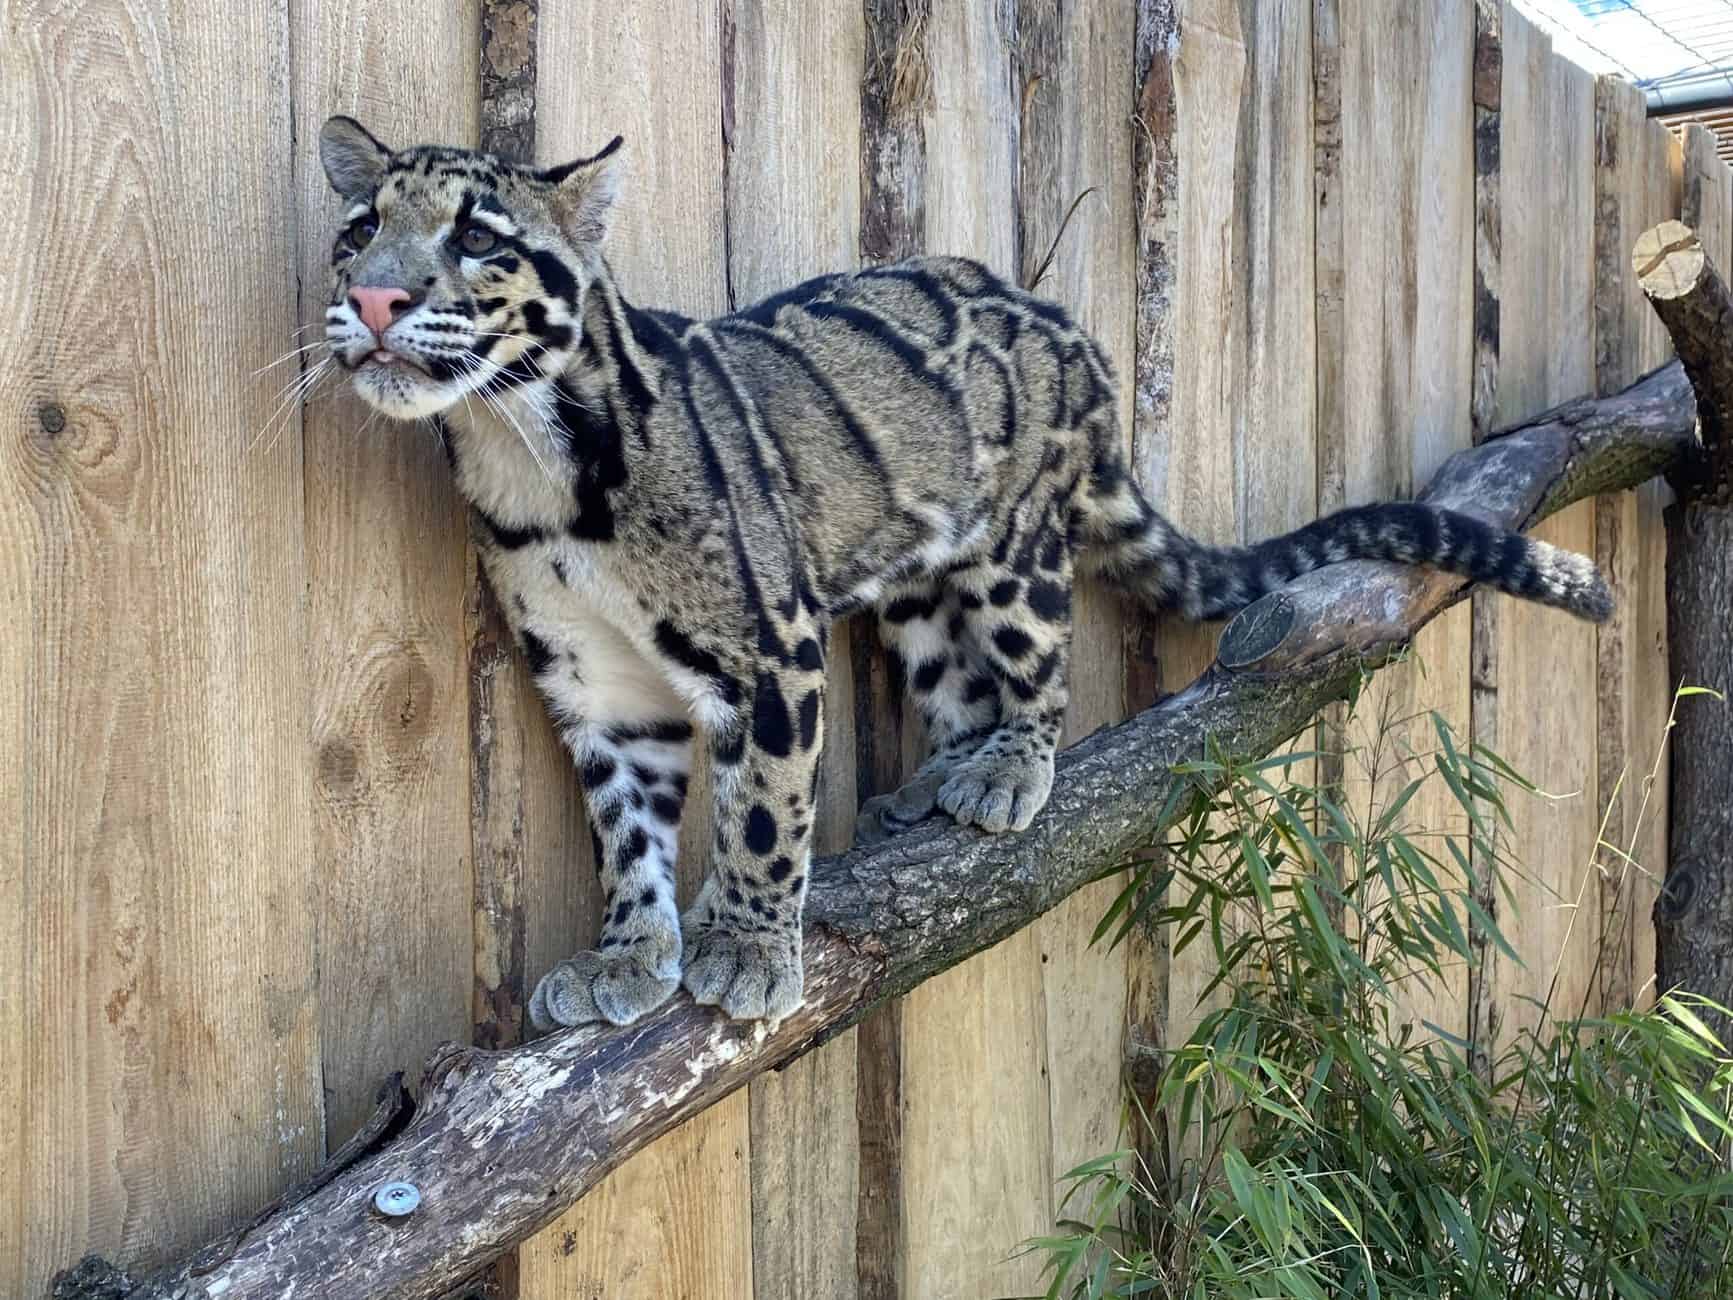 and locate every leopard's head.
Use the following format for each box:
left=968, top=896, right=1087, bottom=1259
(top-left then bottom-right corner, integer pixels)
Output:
left=317, top=115, right=621, bottom=419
